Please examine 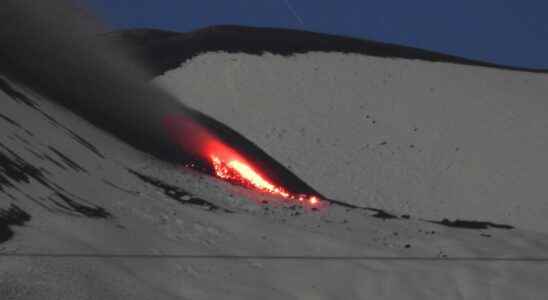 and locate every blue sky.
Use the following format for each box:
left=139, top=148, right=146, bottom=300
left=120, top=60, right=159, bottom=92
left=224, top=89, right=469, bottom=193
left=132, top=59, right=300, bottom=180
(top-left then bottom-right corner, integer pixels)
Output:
left=84, top=0, right=548, bottom=69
